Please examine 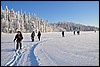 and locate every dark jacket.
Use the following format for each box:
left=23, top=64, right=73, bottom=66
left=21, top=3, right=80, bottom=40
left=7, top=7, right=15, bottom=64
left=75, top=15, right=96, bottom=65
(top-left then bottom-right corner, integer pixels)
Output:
left=62, top=31, right=64, bottom=35
left=37, top=31, right=41, bottom=37
left=31, top=31, right=35, bottom=38
left=14, top=33, right=23, bottom=41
